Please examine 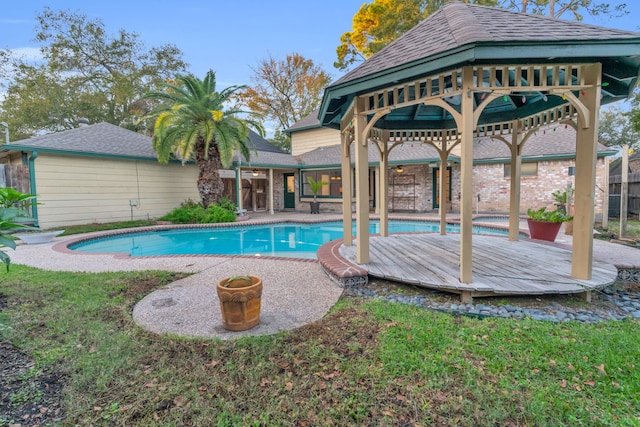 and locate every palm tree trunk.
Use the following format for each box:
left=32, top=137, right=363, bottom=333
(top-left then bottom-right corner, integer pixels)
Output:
left=195, top=138, right=225, bottom=208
